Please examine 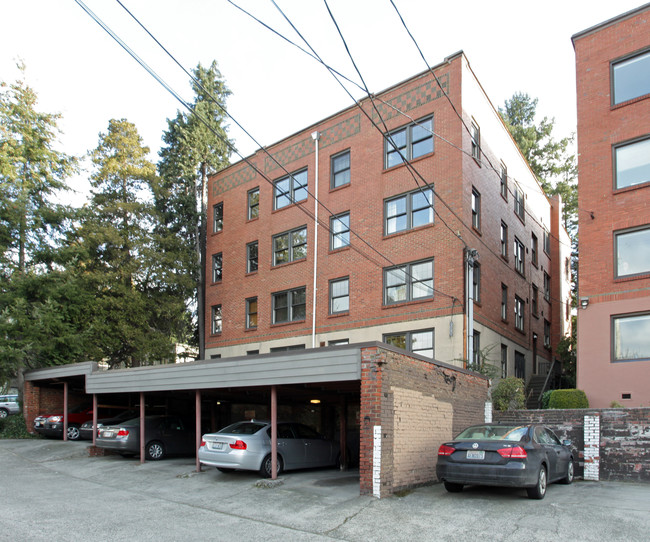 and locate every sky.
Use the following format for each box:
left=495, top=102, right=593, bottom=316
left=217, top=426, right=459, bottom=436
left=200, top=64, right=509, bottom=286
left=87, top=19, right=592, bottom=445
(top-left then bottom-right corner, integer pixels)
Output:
left=1, top=0, right=645, bottom=205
